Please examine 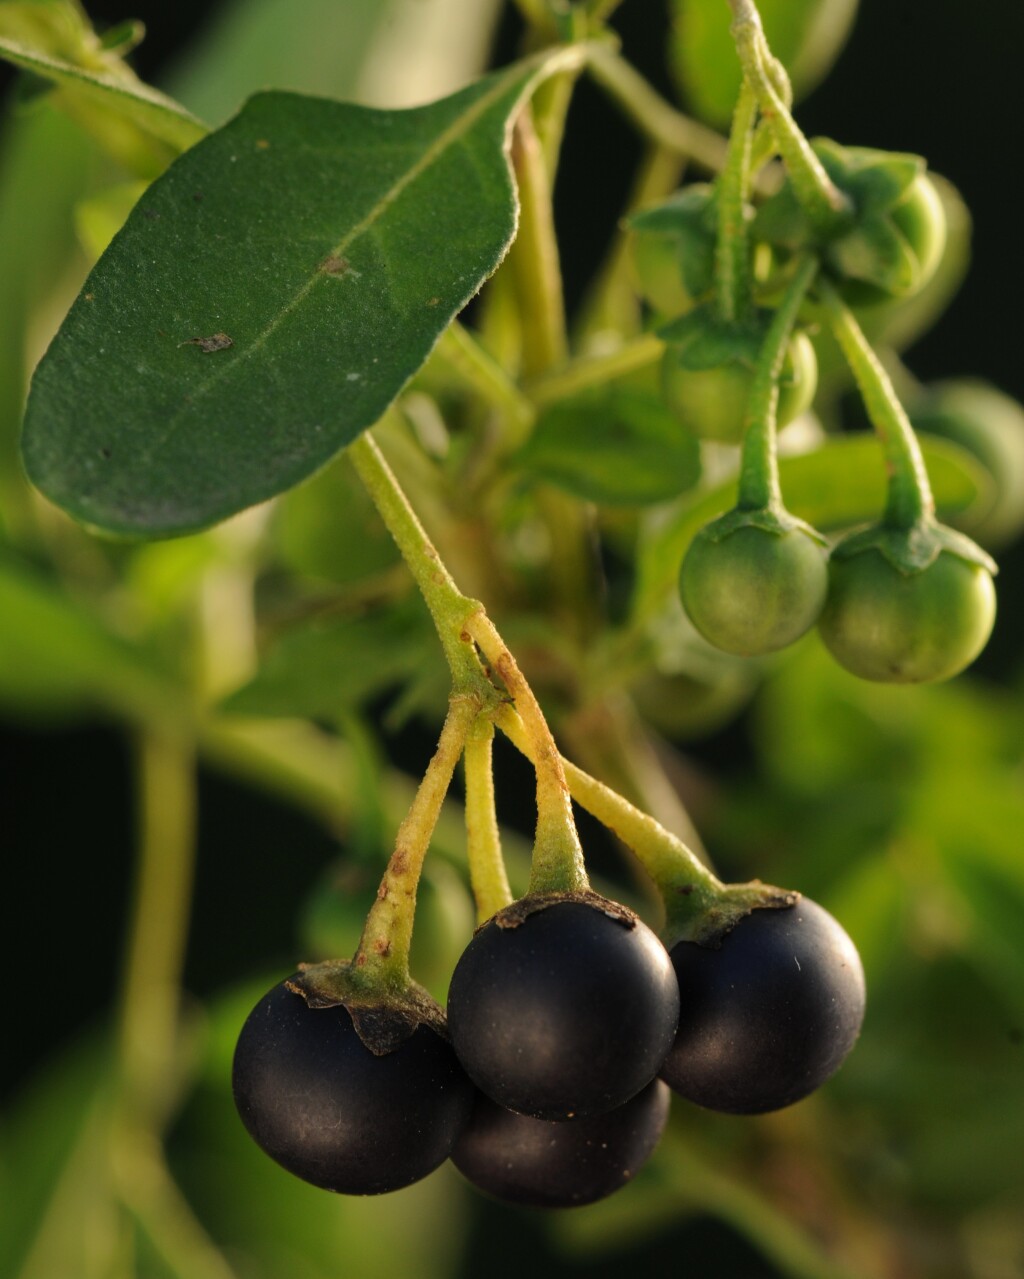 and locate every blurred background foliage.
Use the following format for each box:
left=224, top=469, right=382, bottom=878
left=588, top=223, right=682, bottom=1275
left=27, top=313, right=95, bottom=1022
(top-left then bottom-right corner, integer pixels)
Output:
left=1, top=1, right=1023, bottom=1277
